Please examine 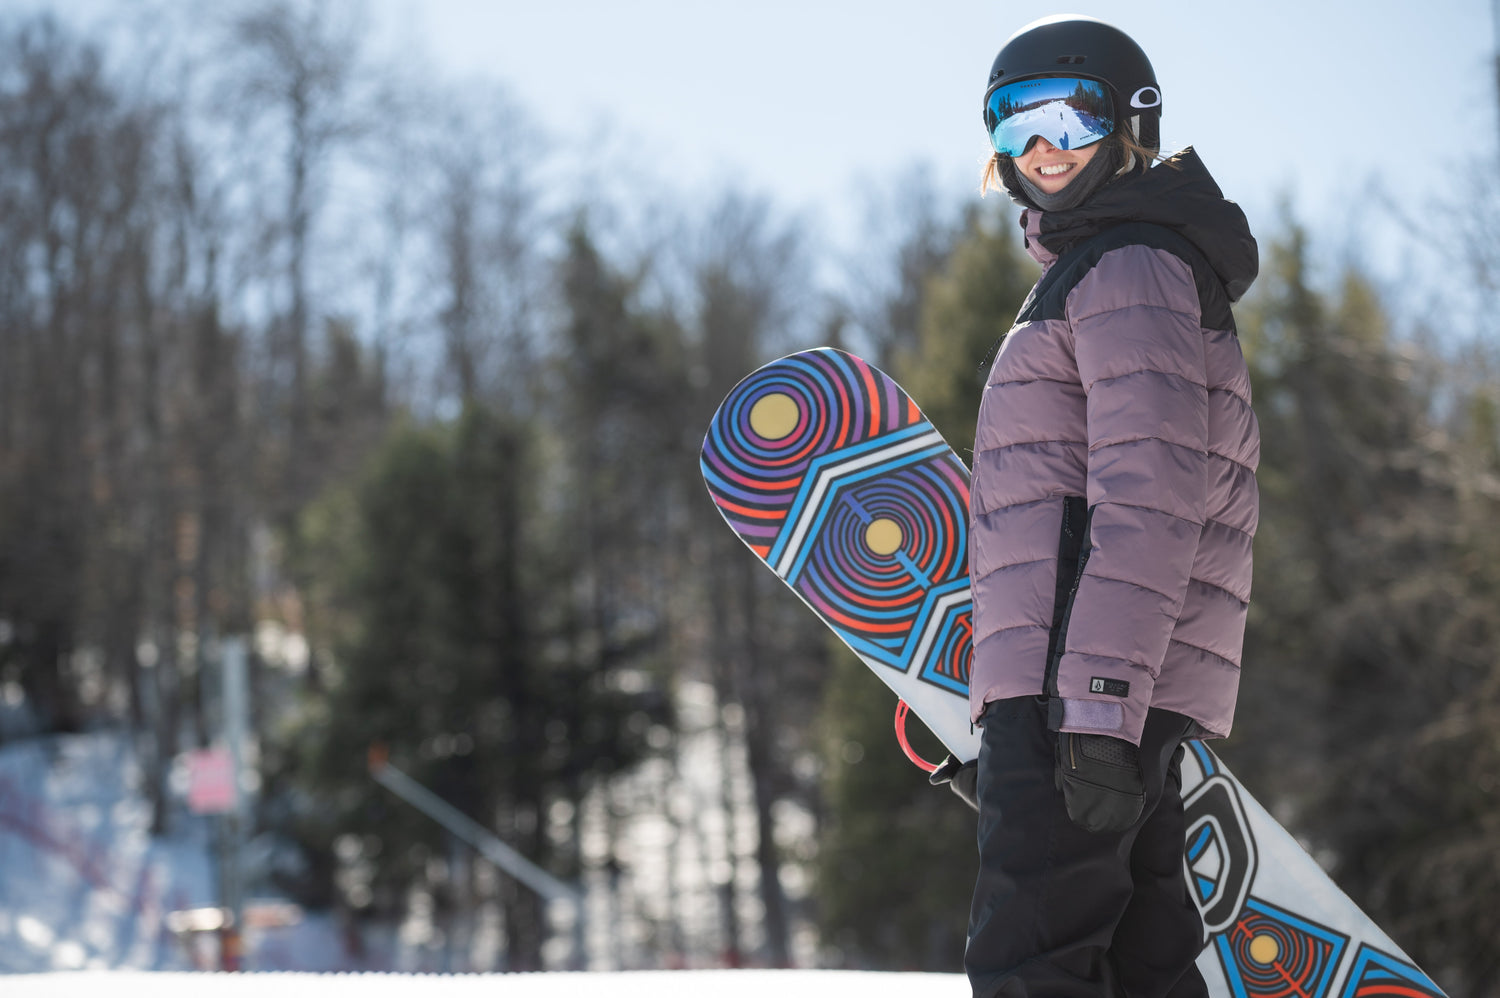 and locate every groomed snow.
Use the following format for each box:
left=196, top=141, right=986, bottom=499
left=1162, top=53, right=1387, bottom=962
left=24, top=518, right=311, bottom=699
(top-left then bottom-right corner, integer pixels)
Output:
left=996, top=103, right=1107, bottom=152
left=4, top=970, right=969, bottom=997
left=0, top=734, right=970, bottom=990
